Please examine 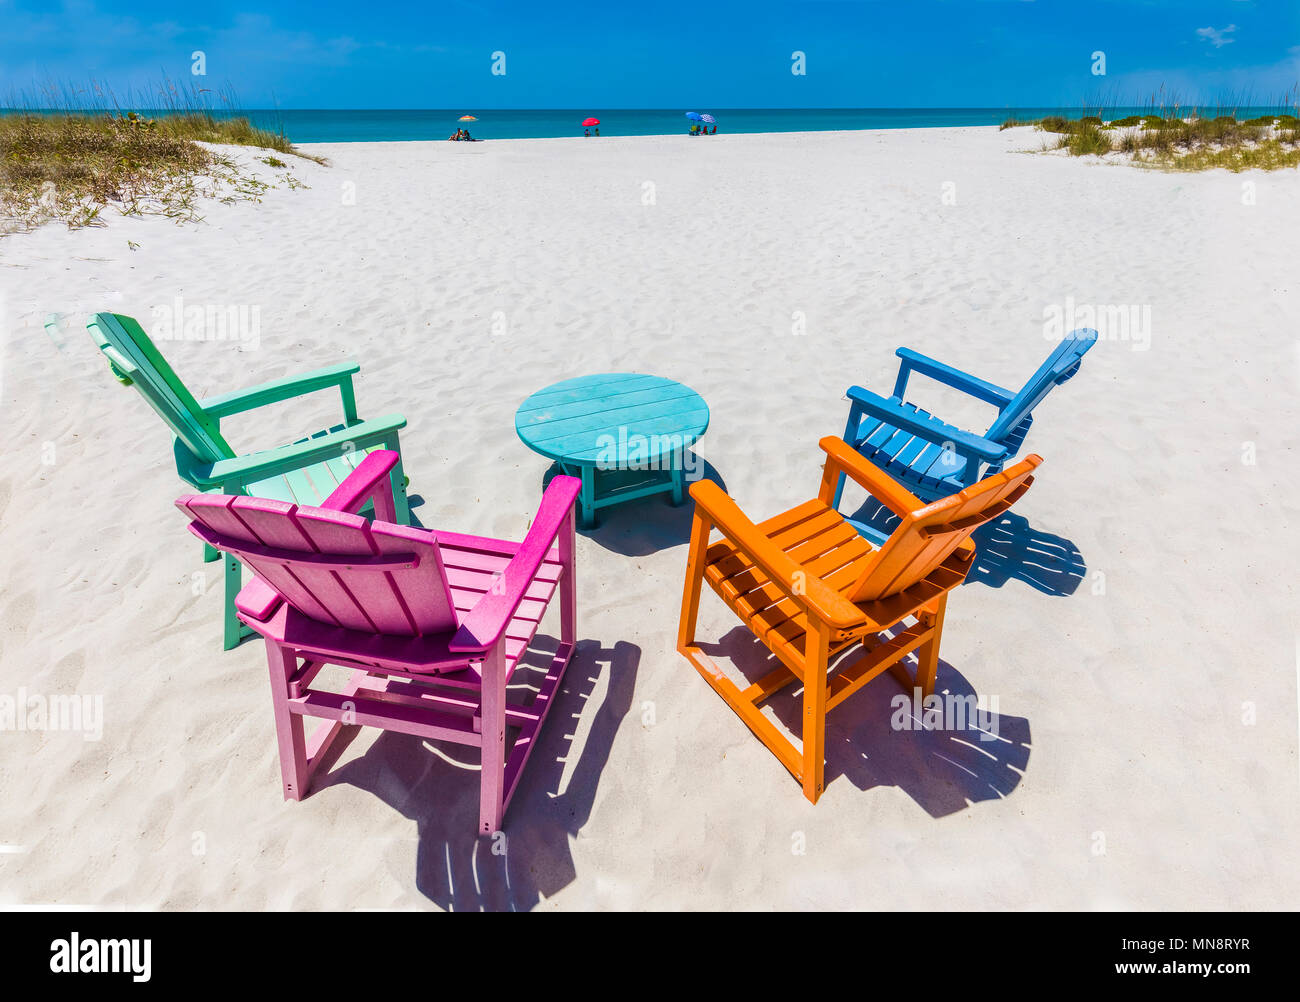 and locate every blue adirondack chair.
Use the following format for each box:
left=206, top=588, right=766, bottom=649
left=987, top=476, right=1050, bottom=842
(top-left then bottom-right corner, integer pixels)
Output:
left=833, top=329, right=1097, bottom=523
left=85, top=312, right=410, bottom=649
